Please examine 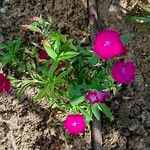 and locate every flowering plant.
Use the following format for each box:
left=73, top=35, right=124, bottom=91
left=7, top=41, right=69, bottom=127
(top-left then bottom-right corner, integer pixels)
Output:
left=1, top=17, right=136, bottom=135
